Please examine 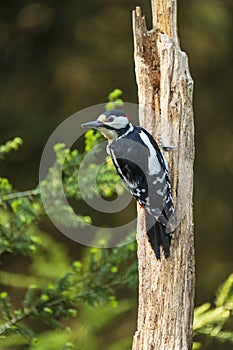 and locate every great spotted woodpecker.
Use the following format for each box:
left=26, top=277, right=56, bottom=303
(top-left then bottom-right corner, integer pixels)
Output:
left=82, top=110, right=174, bottom=259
